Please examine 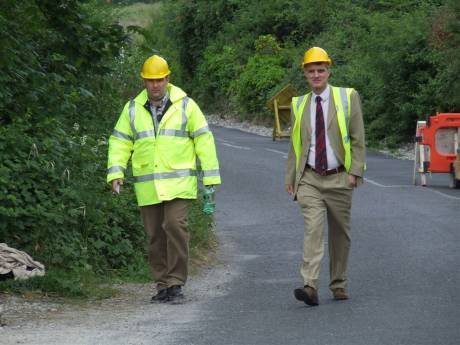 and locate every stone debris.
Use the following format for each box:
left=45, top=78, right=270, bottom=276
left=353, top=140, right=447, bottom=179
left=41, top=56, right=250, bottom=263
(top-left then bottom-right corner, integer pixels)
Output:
left=207, top=114, right=273, bottom=137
